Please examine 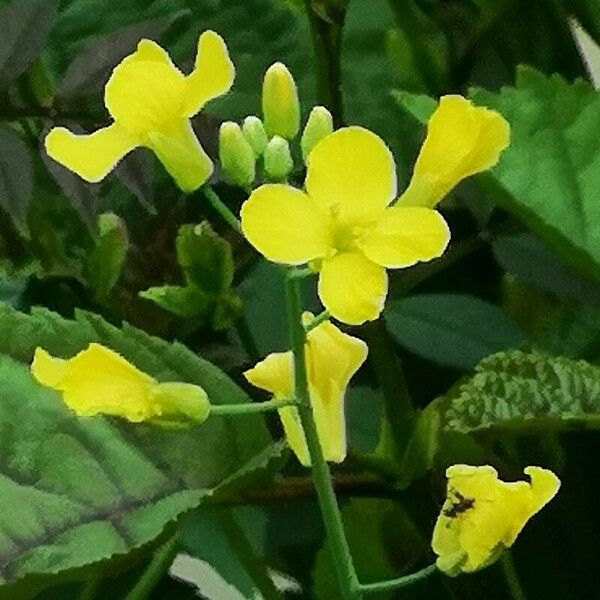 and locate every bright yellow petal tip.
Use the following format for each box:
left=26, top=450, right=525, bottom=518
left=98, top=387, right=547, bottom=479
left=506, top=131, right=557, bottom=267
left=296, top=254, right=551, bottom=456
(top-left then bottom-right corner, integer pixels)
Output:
left=432, top=464, right=560, bottom=576
left=45, top=30, right=235, bottom=192
left=400, top=95, right=510, bottom=208
left=31, top=344, right=210, bottom=425
left=243, top=318, right=367, bottom=465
